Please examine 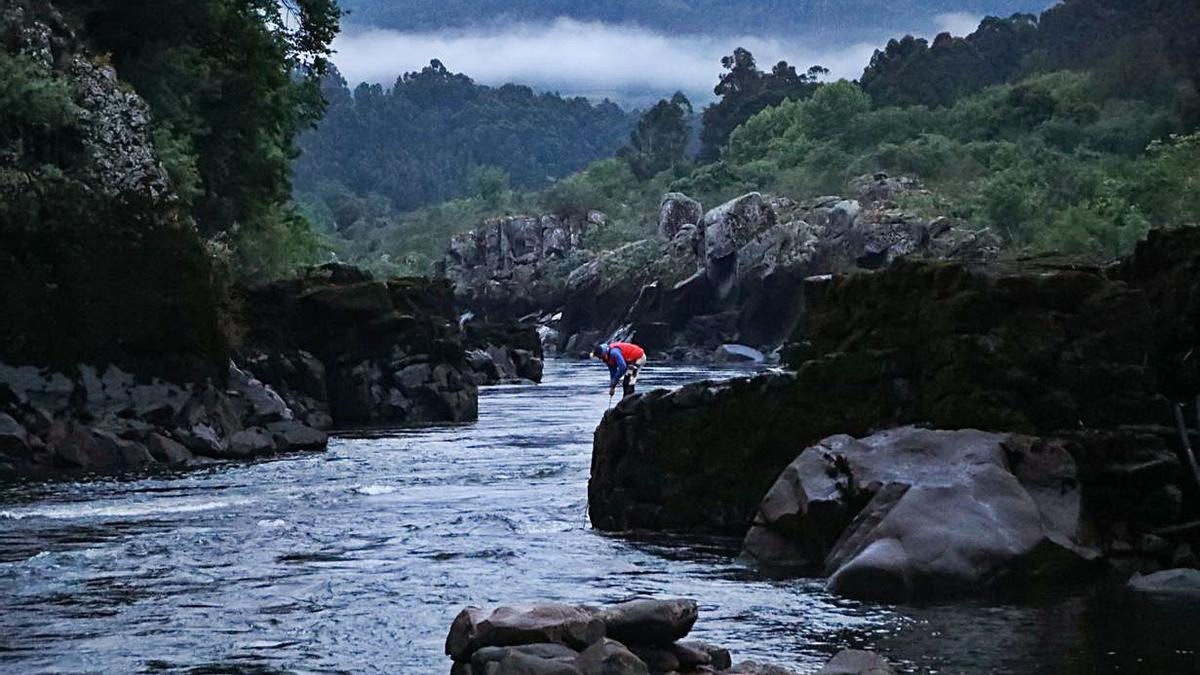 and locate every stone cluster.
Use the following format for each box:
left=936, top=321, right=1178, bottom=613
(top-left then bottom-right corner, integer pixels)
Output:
left=444, top=599, right=894, bottom=675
